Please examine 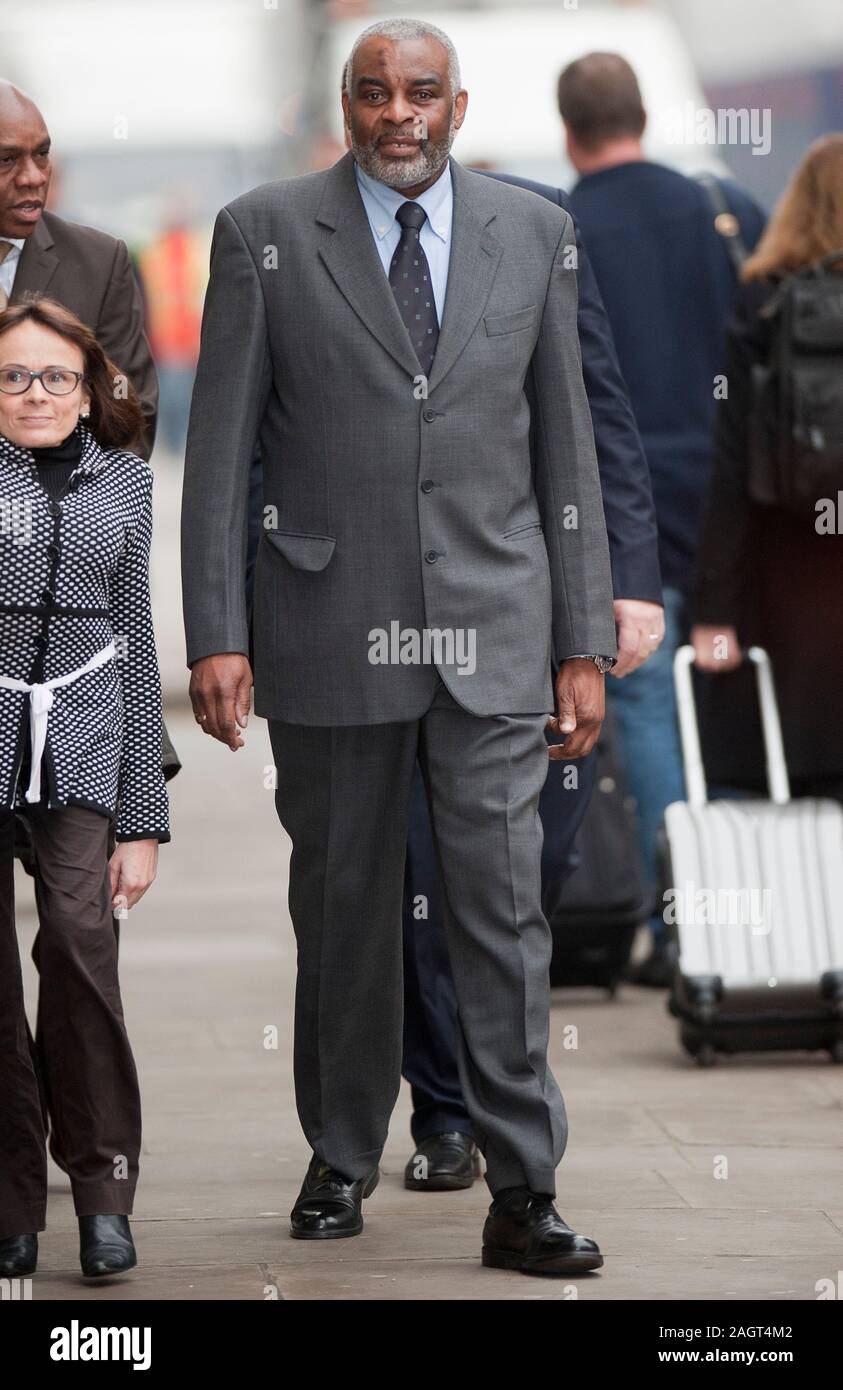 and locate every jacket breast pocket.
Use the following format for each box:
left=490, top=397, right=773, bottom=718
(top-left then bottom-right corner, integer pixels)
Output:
left=263, top=529, right=336, bottom=571
left=502, top=519, right=543, bottom=541
left=484, top=305, right=537, bottom=337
